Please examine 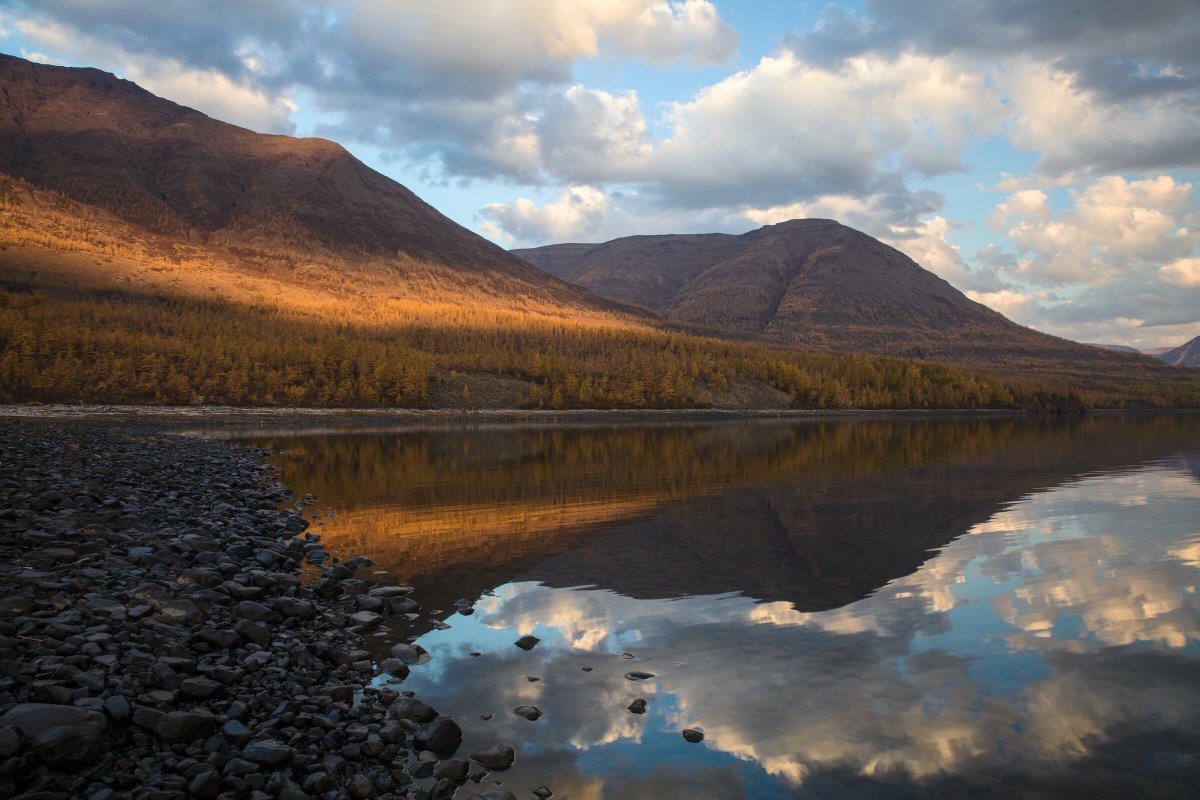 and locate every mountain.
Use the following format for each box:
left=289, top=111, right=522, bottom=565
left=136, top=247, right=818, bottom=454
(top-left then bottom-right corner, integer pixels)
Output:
left=1156, top=335, right=1200, bottom=367
left=0, top=53, right=619, bottom=316
left=515, top=220, right=1176, bottom=380
left=1087, top=343, right=1142, bottom=354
